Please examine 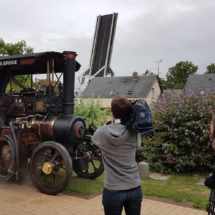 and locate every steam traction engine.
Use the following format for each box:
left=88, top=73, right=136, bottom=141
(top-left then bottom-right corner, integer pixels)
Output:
left=0, top=51, right=104, bottom=195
